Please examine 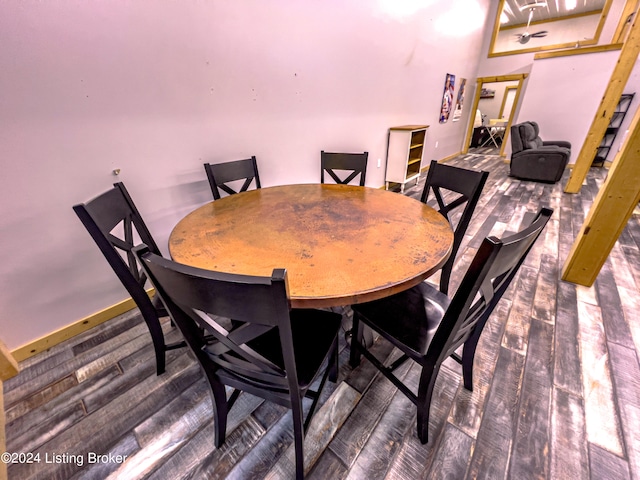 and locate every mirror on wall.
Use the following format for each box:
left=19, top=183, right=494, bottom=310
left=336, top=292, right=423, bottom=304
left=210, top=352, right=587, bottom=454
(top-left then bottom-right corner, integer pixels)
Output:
left=463, top=74, right=528, bottom=157
left=489, top=0, right=612, bottom=56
